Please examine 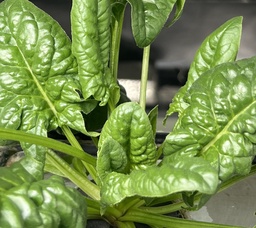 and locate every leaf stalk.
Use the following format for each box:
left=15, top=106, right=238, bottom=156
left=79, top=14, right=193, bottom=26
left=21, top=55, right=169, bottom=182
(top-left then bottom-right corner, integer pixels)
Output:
left=139, top=45, right=151, bottom=110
